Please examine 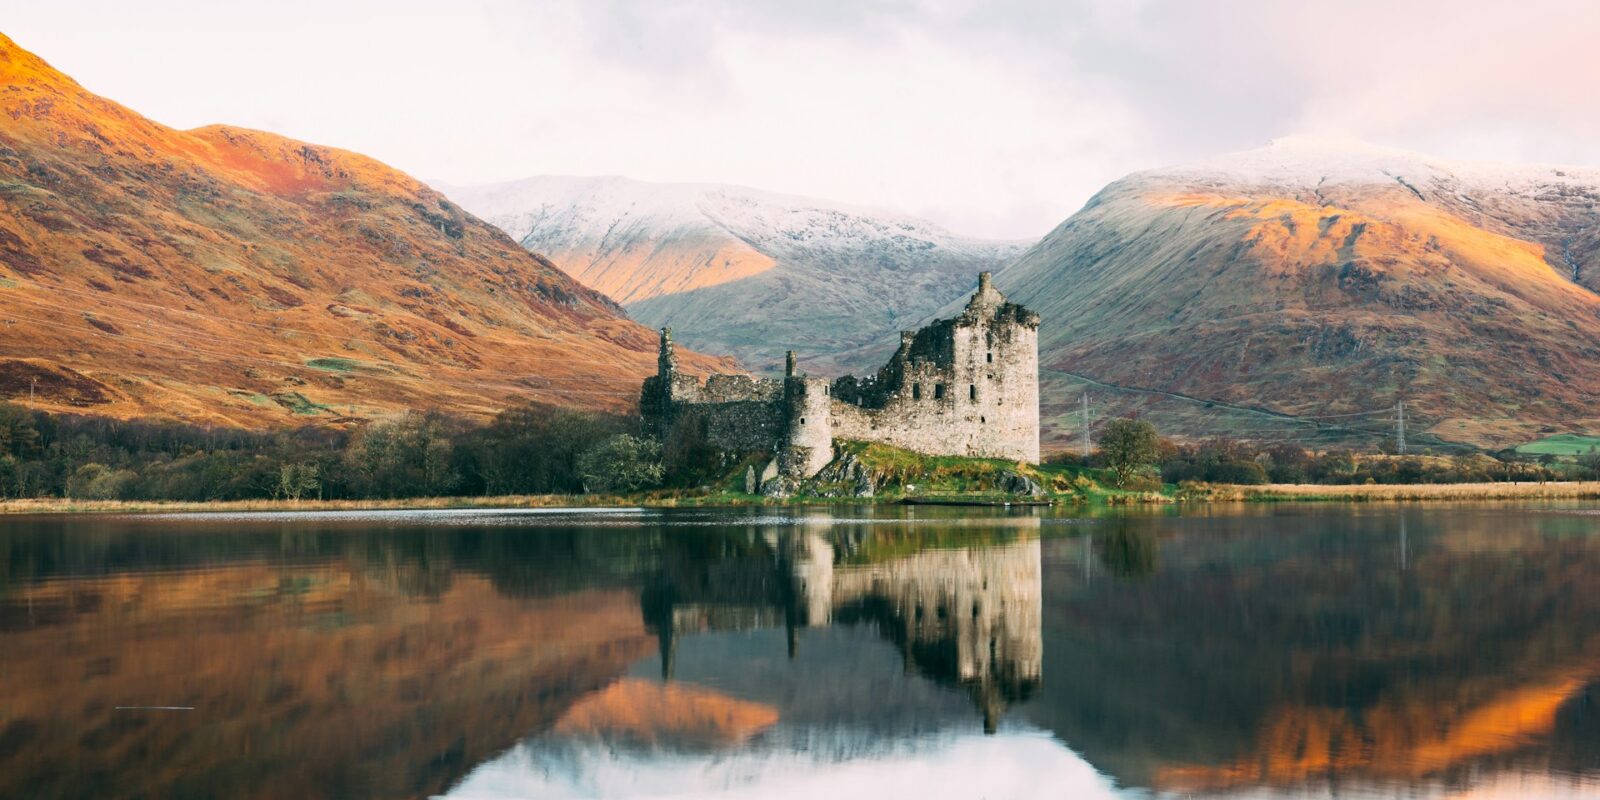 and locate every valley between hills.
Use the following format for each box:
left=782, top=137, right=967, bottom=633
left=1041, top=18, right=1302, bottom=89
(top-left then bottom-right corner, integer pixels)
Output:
left=3, top=31, right=1599, bottom=455
left=454, top=138, right=1600, bottom=452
